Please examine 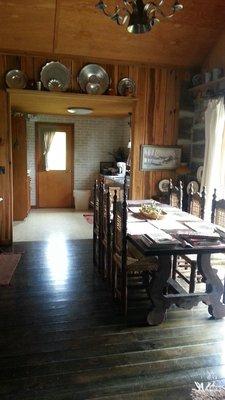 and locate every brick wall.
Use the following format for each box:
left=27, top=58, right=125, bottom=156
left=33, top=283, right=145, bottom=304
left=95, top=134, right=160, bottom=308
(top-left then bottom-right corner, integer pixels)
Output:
left=26, top=115, right=130, bottom=206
